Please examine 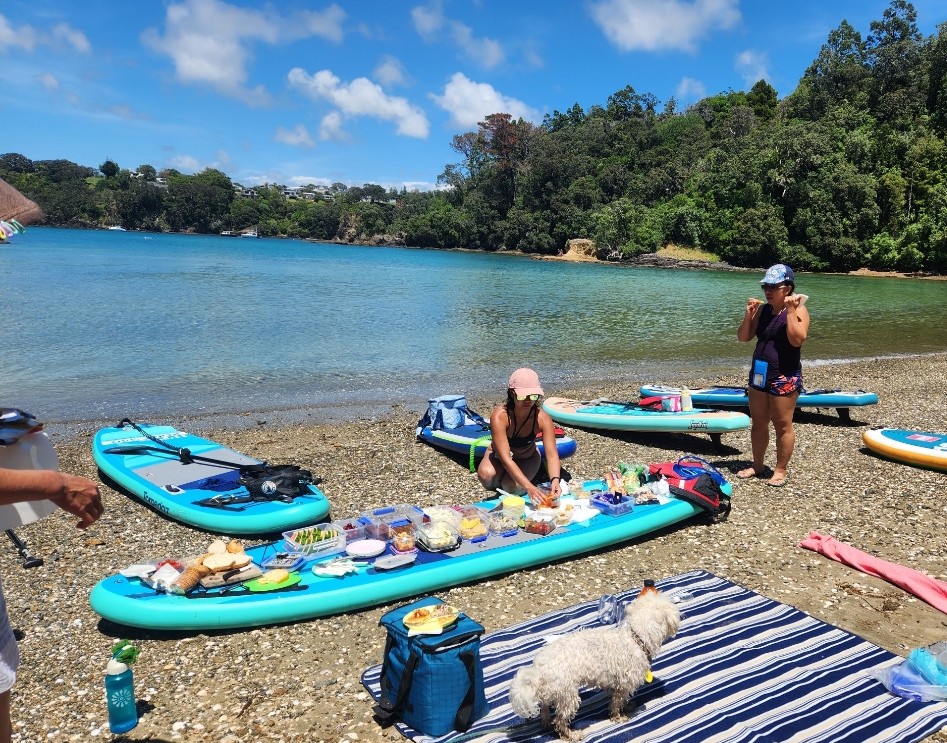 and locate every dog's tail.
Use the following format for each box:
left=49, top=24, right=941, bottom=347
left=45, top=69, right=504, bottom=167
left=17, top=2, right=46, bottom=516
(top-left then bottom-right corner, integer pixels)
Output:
left=509, top=666, right=542, bottom=720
